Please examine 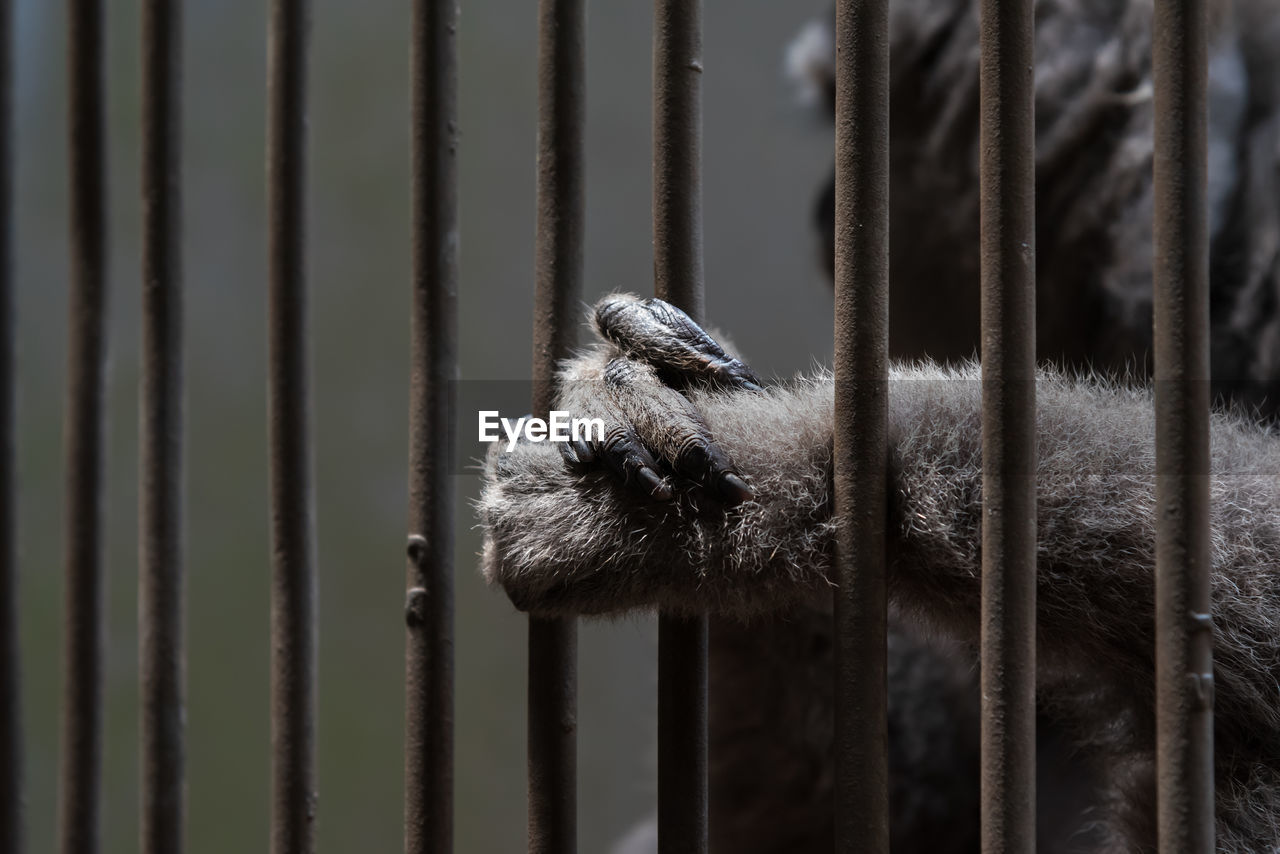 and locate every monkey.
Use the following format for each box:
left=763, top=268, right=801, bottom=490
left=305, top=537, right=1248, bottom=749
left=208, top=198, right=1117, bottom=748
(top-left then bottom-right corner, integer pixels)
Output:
left=481, top=298, right=1280, bottom=852
left=798, top=0, right=1278, bottom=406
left=478, top=0, right=1280, bottom=851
